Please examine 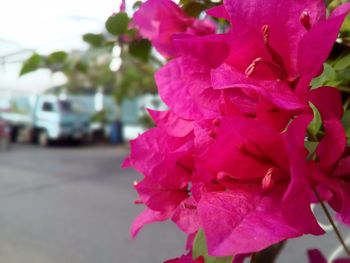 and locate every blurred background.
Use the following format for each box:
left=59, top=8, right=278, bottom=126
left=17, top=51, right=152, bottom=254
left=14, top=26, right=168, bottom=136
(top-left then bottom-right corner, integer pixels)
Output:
left=1, top=0, right=350, bottom=262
